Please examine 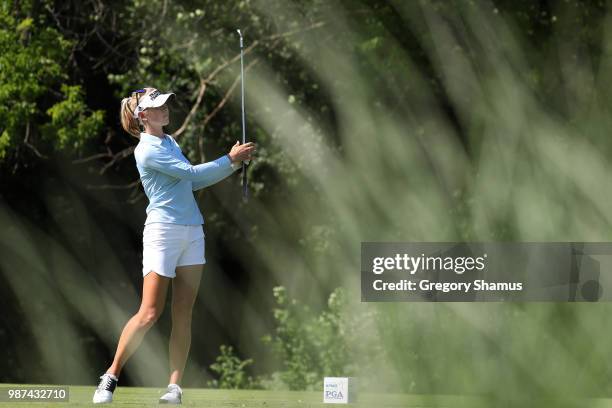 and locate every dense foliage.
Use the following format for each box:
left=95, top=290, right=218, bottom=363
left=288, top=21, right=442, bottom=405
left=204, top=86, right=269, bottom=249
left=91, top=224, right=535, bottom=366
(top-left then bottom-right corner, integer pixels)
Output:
left=0, top=2, right=104, bottom=162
